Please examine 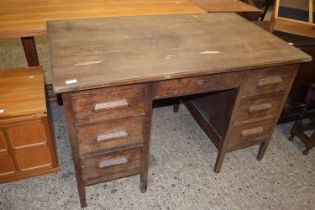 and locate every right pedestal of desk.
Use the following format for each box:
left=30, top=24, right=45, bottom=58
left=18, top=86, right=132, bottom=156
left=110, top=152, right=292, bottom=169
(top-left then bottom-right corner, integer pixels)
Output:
left=186, top=64, right=299, bottom=172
